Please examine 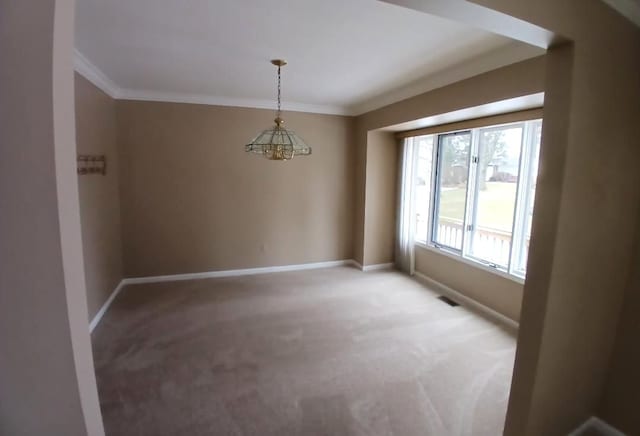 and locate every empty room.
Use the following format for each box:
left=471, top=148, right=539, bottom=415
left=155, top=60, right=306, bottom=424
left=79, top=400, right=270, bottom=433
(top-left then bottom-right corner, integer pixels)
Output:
left=2, top=1, right=640, bottom=436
